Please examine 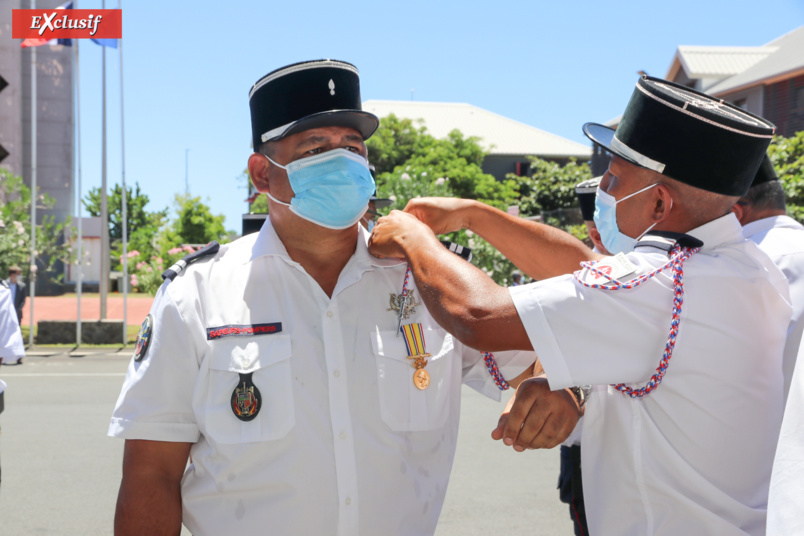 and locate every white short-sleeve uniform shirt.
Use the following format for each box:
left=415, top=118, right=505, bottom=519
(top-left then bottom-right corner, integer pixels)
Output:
left=0, top=283, right=24, bottom=361
left=109, top=222, right=532, bottom=536
left=510, top=214, right=791, bottom=536
left=743, top=215, right=804, bottom=401
left=754, top=216, right=804, bottom=535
